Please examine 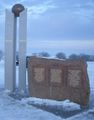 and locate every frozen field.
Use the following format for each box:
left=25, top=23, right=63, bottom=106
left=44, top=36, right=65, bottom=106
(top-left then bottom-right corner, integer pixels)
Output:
left=0, top=61, right=94, bottom=120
